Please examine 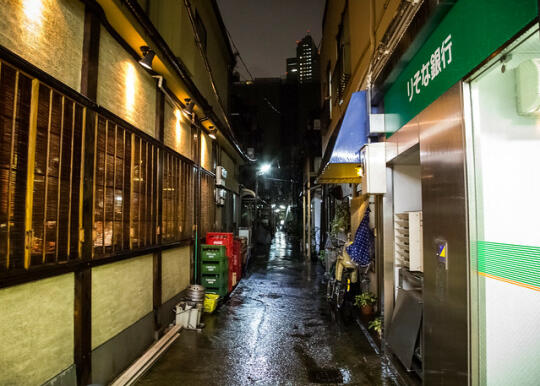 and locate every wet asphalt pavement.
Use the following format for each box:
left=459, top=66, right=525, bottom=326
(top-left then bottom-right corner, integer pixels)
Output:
left=138, top=232, right=403, bottom=385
